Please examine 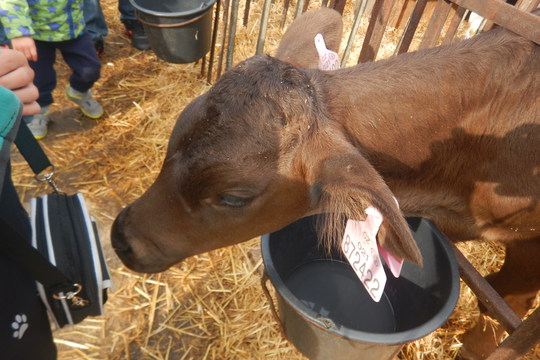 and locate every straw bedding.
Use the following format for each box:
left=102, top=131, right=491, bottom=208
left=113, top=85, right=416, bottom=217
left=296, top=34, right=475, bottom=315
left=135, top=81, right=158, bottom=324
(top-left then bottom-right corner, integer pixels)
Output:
left=9, top=0, right=540, bottom=358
